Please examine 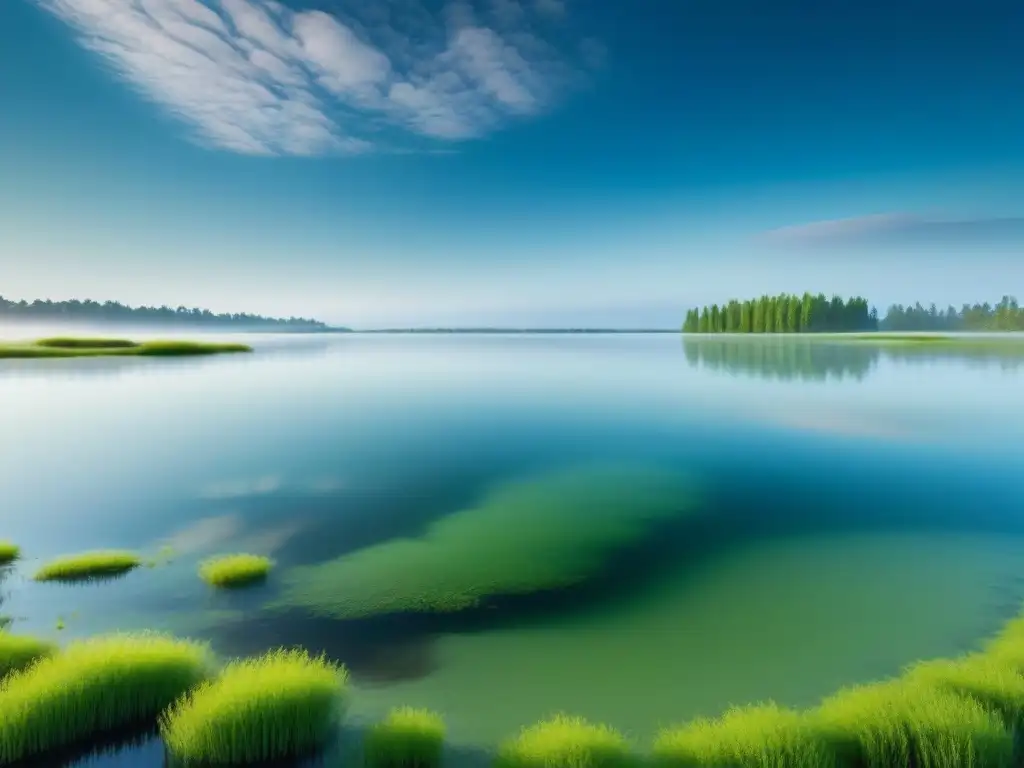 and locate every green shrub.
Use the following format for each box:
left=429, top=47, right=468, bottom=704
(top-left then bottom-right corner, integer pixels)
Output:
left=652, top=703, right=836, bottom=768
left=496, top=715, right=630, bottom=768
left=0, top=541, right=18, bottom=566
left=365, top=706, right=446, bottom=768
left=198, top=554, right=273, bottom=588
left=814, top=678, right=1013, bottom=768
left=160, top=648, right=348, bottom=764
left=0, top=632, right=56, bottom=681
left=0, top=633, right=212, bottom=764
left=34, top=551, right=141, bottom=582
